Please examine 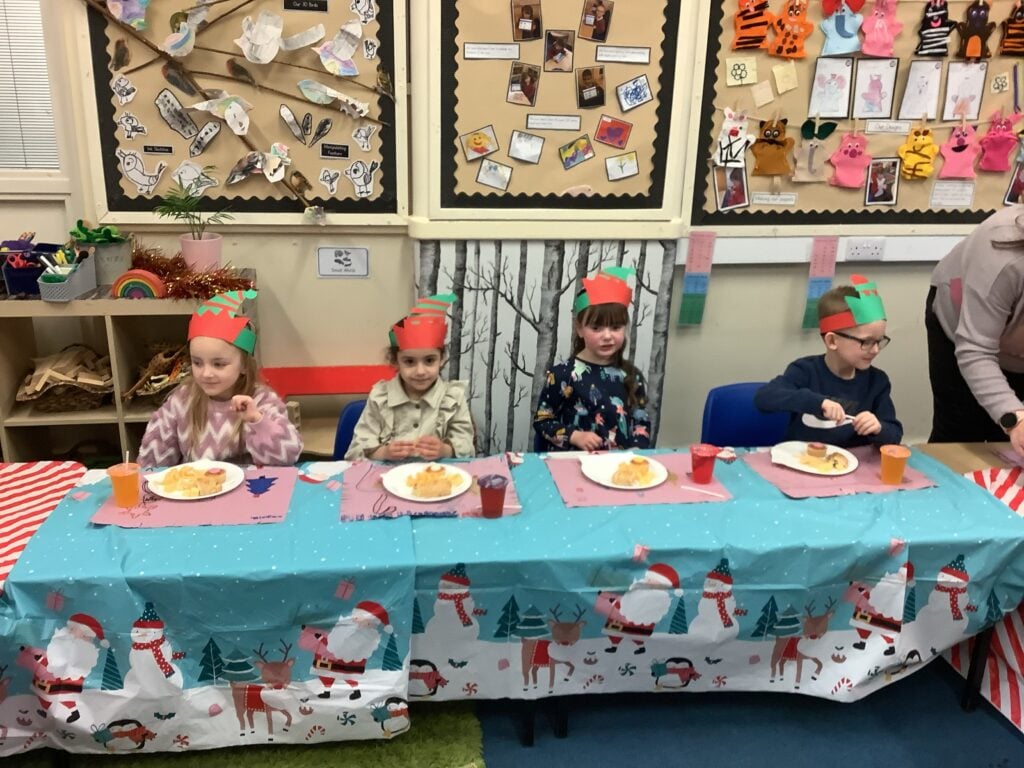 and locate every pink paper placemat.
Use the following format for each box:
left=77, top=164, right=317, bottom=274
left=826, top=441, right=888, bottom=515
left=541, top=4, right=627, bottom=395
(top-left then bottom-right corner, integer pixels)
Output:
left=90, top=467, right=298, bottom=528
left=544, top=452, right=732, bottom=507
left=742, top=446, right=936, bottom=499
left=340, top=456, right=521, bottom=521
